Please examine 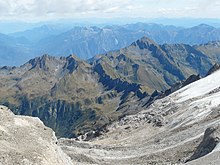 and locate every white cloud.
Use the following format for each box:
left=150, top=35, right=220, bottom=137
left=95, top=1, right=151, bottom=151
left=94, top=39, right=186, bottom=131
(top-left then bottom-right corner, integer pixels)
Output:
left=0, top=0, right=137, bottom=20
left=0, top=0, right=219, bottom=21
